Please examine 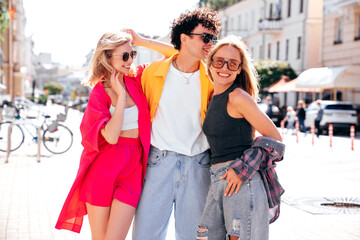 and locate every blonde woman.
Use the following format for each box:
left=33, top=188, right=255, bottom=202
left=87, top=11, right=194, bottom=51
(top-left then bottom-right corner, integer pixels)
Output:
left=55, top=31, right=175, bottom=239
left=197, top=36, right=284, bottom=240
